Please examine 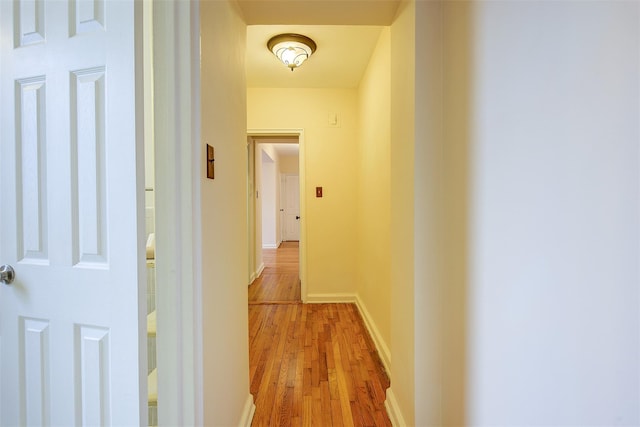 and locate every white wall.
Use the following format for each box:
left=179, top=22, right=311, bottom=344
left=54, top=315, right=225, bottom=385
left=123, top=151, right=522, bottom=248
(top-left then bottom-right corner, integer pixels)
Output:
left=460, top=2, right=640, bottom=424
left=260, top=148, right=277, bottom=248
left=143, top=0, right=156, bottom=238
